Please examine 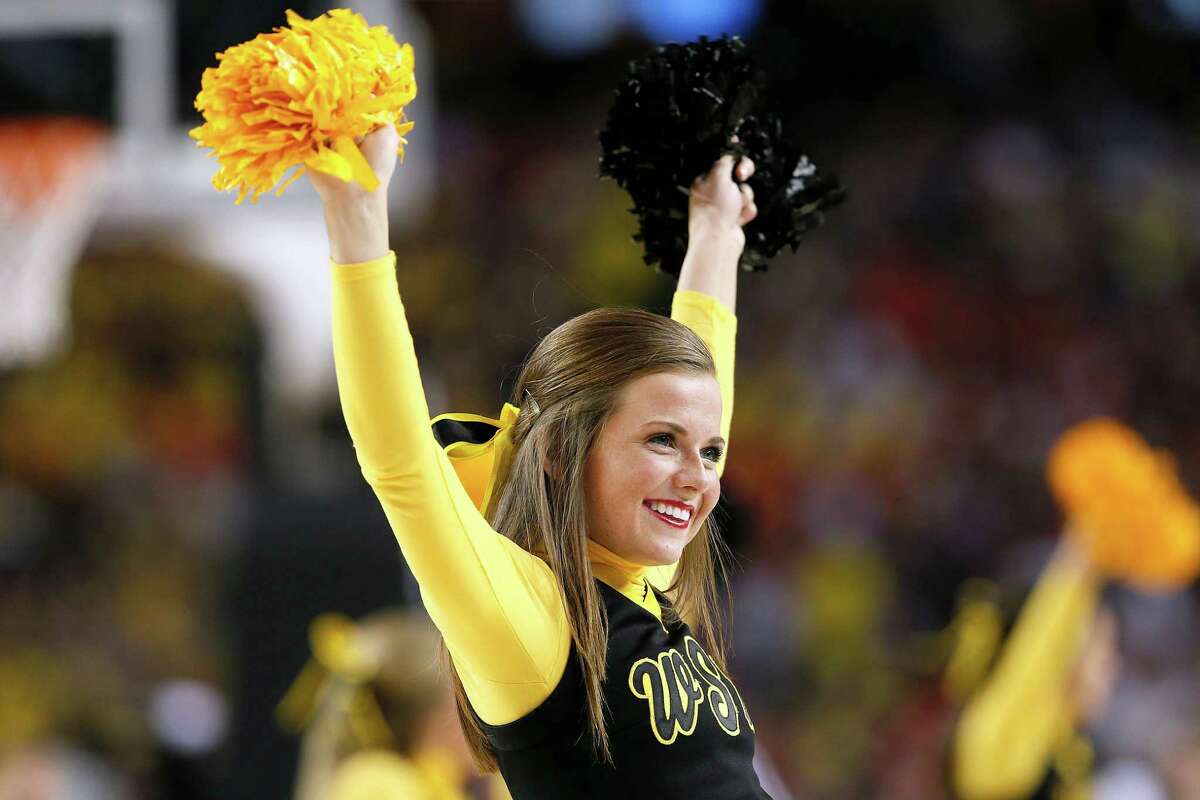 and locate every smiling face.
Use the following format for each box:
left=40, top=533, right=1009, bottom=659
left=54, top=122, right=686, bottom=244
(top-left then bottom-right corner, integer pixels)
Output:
left=583, top=370, right=724, bottom=566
